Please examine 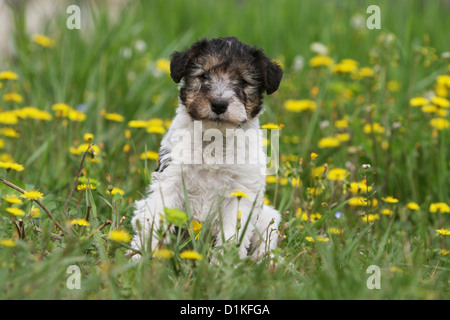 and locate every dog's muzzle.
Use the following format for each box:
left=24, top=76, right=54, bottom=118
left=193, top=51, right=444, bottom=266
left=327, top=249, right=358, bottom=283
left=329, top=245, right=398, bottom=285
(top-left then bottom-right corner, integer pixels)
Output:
left=210, top=99, right=229, bottom=115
